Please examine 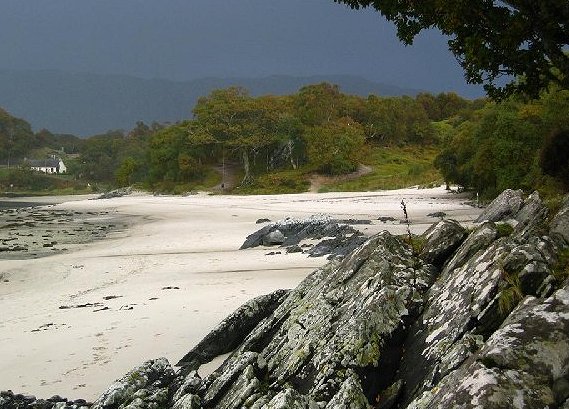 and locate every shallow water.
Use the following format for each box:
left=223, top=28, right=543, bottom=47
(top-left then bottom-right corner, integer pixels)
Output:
left=0, top=206, right=130, bottom=259
left=0, top=201, right=51, bottom=210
